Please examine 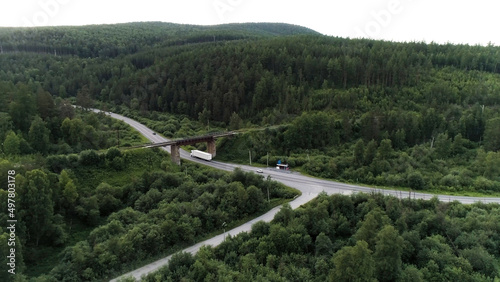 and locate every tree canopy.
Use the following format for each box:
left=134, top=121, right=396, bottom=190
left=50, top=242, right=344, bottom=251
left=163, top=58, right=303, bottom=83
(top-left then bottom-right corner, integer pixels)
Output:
left=144, top=193, right=500, bottom=281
